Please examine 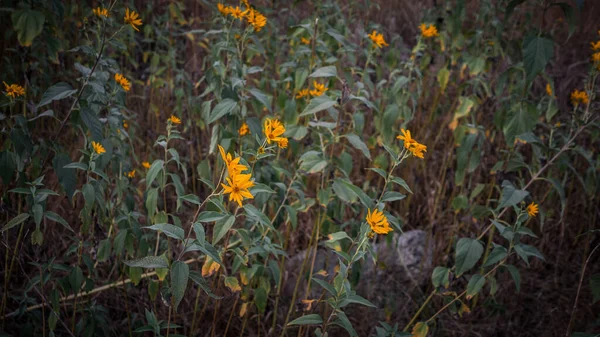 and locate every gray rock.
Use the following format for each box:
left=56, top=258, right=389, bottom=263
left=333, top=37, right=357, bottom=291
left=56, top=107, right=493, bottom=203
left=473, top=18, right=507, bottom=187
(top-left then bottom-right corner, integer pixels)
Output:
left=282, top=230, right=433, bottom=310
